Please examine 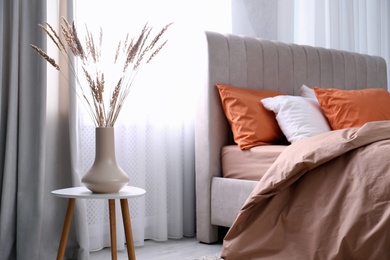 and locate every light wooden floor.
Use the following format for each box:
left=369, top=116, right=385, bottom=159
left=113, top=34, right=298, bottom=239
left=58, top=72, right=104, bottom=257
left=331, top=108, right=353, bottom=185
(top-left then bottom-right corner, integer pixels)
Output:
left=90, top=236, right=222, bottom=260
